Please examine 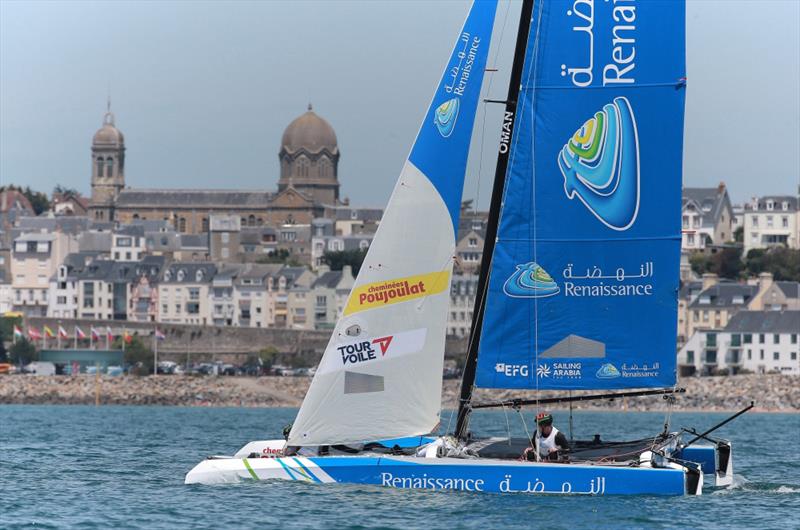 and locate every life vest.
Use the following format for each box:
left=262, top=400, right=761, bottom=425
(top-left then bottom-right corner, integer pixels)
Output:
left=534, top=426, right=561, bottom=459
